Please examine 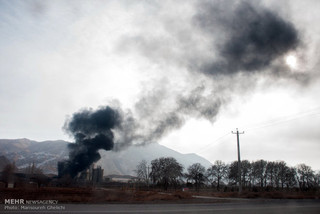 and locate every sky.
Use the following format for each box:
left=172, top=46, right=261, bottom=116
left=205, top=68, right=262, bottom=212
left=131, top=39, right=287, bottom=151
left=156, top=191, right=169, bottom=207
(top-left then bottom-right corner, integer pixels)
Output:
left=1, top=0, right=320, bottom=170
